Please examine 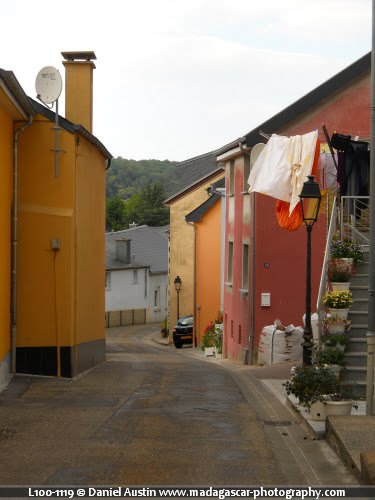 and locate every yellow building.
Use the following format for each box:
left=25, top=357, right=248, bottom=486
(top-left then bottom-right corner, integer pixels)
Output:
left=0, top=52, right=112, bottom=385
left=165, top=152, right=224, bottom=342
